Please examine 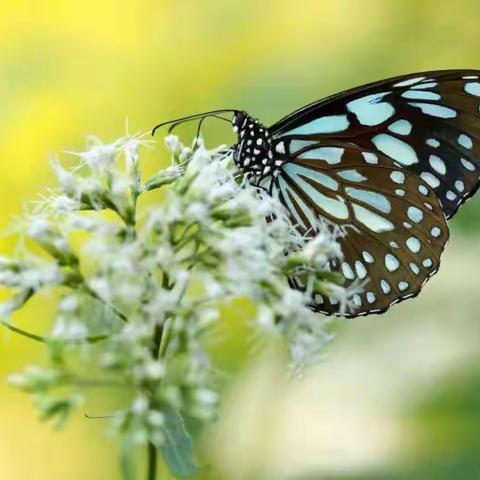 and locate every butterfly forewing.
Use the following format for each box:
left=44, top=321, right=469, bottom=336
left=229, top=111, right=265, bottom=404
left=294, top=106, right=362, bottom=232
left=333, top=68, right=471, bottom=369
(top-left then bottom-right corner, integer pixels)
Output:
left=274, top=143, right=449, bottom=317
left=271, top=70, right=480, bottom=219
